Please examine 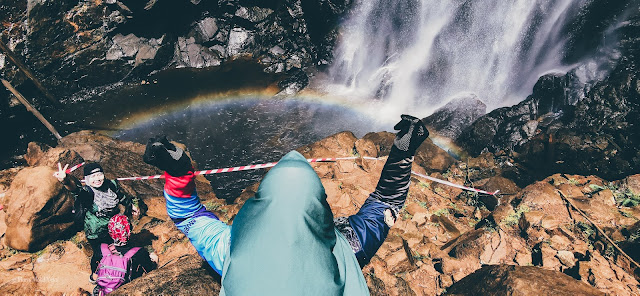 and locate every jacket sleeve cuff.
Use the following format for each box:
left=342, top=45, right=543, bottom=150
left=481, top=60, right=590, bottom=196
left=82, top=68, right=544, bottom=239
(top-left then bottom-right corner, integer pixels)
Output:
left=164, top=171, right=196, bottom=198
